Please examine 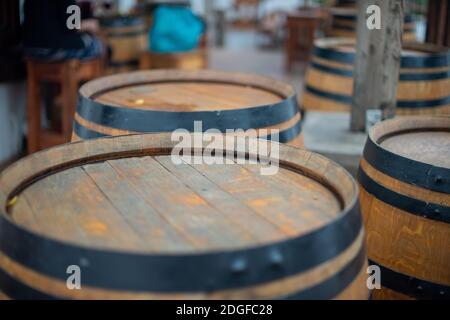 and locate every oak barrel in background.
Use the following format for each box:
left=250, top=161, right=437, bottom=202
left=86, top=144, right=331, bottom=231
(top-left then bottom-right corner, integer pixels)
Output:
left=303, top=38, right=450, bottom=116
left=139, top=35, right=208, bottom=70
left=327, top=7, right=416, bottom=42
left=0, top=134, right=368, bottom=299
left=358, top=116, right=450, bottom=300
left=72, top=70, right=304, bottom=147
left=139, top=50, right=208, bottom=70
left=100, top=15, right=148, bottom=74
